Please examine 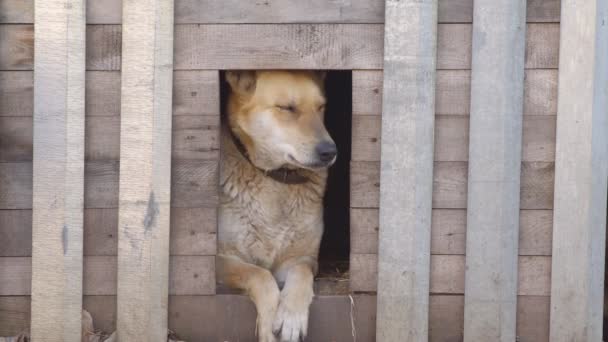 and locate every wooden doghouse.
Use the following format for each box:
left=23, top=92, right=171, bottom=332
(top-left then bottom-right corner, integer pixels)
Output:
left=1, top=0, right=607, bottom=341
